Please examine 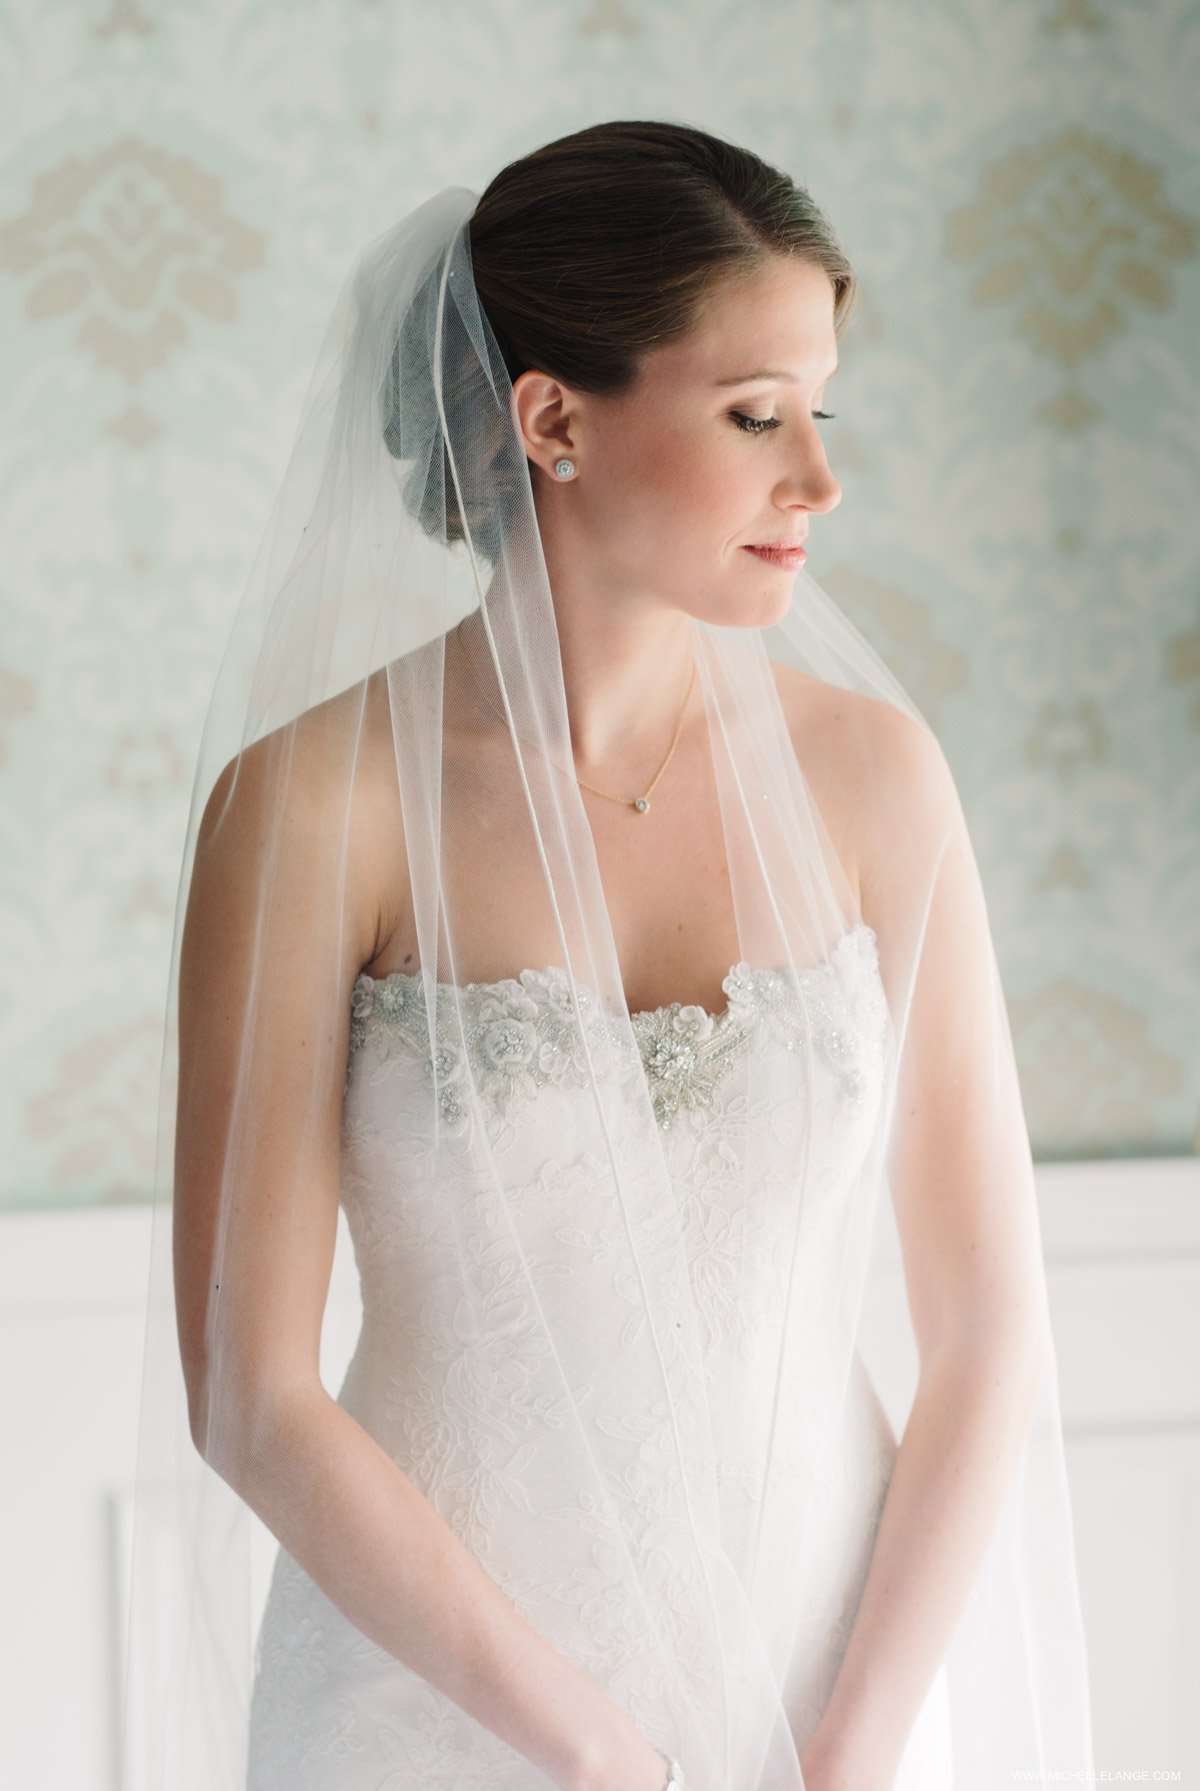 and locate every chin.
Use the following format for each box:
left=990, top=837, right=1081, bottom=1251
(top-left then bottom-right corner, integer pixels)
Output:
left=728, top=585, right=797, bottom=632
left=675, top=572, right=795, bottom=633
